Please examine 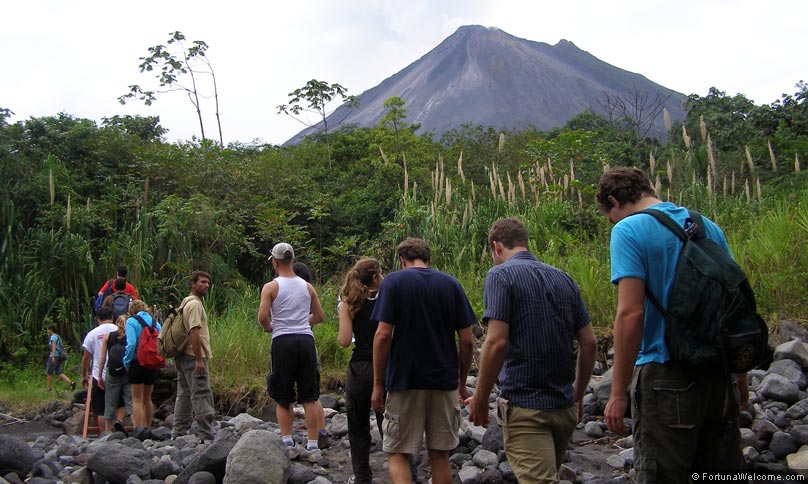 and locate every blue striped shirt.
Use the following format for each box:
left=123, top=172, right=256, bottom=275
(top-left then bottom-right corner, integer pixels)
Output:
left=483, top=251, right=590, bottom=410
